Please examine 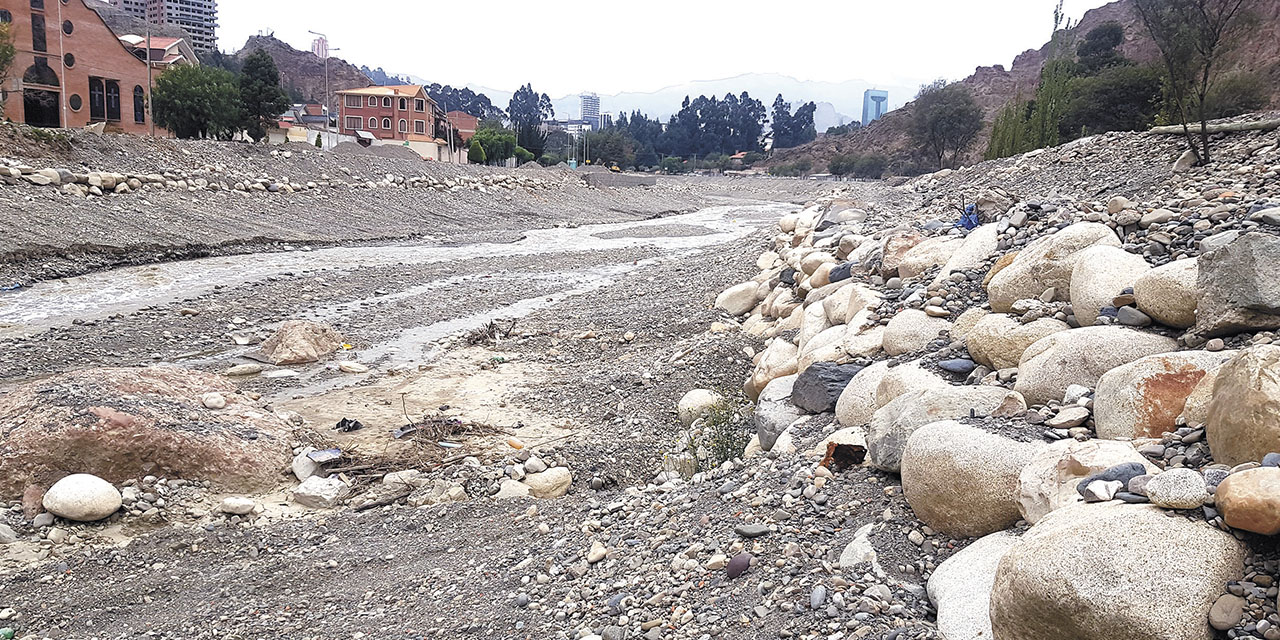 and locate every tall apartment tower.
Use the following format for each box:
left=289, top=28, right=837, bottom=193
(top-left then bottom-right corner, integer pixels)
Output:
left=109, top=0, right=219, bottom=53
left=580, top=92, right=600, bottom=130
left=862, top=89, right=889, bottom=125
left=311, top=36, right=329, bottom=59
